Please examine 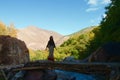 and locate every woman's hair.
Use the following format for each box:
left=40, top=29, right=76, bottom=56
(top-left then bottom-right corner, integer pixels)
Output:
left=50, top=36, right=53, bottom=40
